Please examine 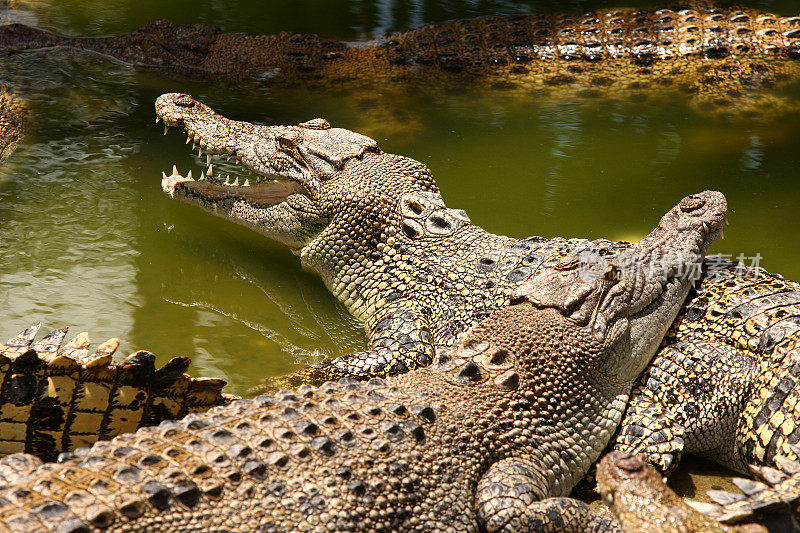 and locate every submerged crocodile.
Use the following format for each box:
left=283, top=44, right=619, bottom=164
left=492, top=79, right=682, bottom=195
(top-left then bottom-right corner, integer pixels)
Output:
left=0, top=323, right=233, bottom=461
left=3, top=3, right=800, bottom=116
left=0, top=191, right=726, bottom=531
